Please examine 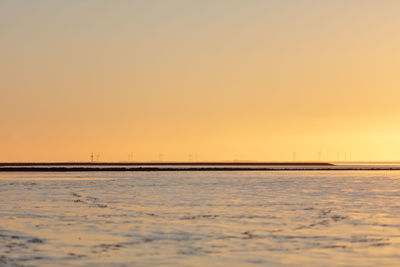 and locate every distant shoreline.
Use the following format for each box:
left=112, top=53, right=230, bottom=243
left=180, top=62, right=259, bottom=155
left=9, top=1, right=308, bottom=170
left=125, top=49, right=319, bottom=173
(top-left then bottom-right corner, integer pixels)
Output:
left=2, top=162, right=400, bottom=172
left=0, top=162, right=333, bottom=166
left=1, top=167, right=400, bottom=172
